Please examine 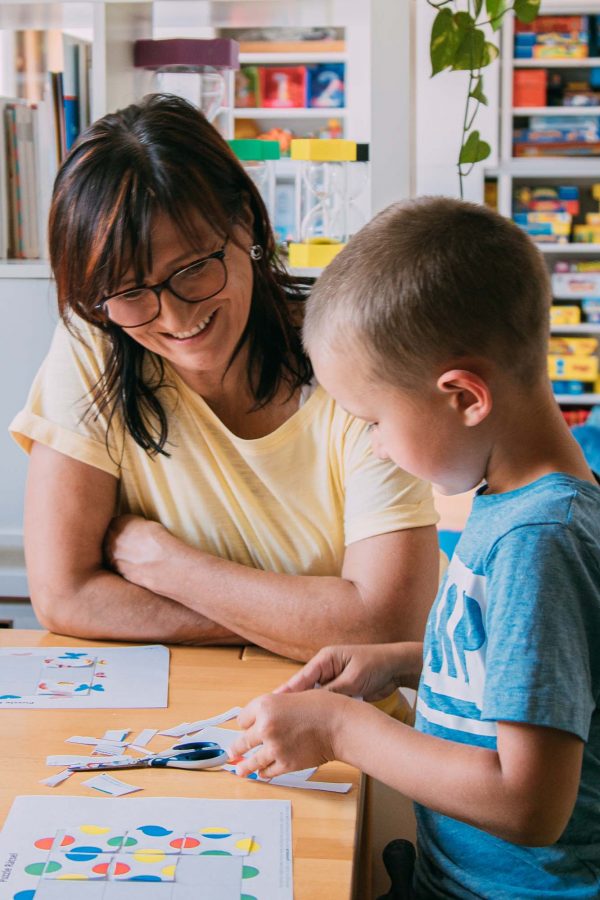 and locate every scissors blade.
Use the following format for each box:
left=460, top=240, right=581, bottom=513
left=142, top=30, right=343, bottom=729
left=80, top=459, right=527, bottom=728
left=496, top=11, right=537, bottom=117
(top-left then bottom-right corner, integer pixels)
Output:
left=67, top=757, right=154, bottom=773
